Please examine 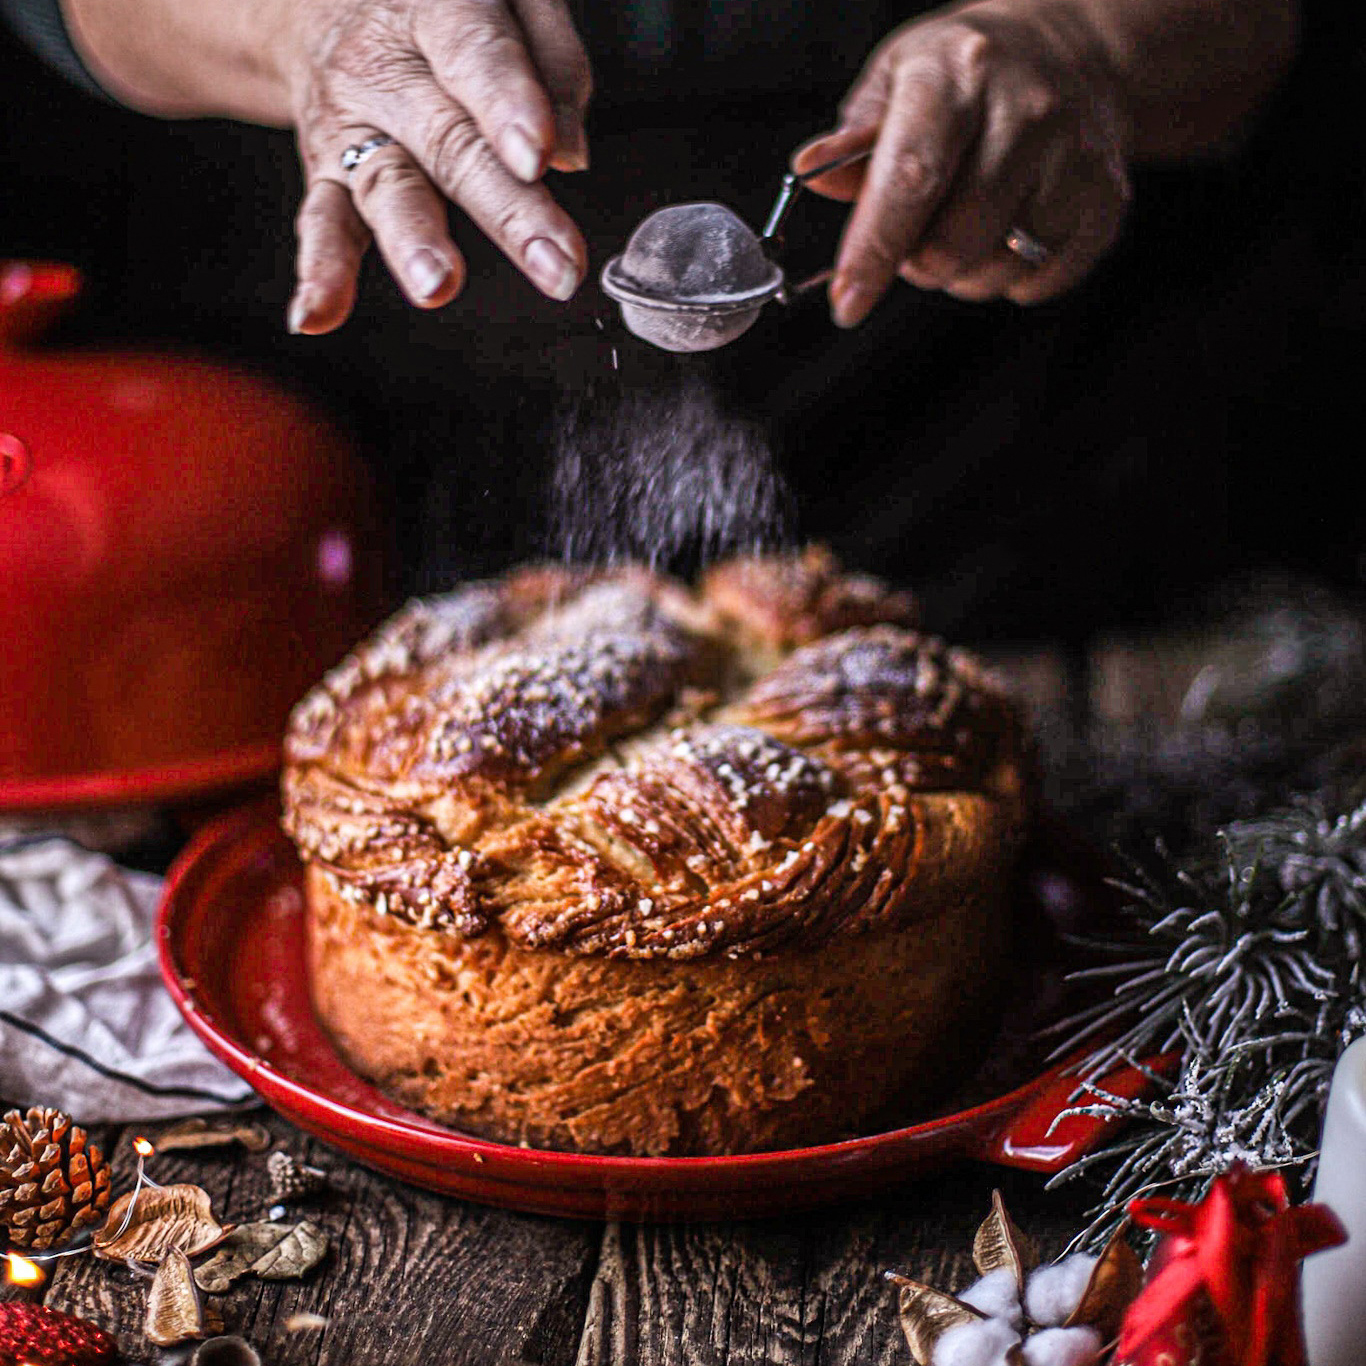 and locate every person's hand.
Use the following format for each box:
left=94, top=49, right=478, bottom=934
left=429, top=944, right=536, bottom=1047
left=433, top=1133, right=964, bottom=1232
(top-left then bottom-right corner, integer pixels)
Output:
left=794, top=0, right=1132, bottom=325
left=281, top=0, right=593, bottom=334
